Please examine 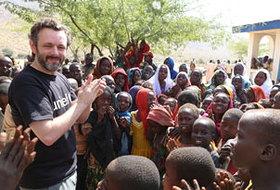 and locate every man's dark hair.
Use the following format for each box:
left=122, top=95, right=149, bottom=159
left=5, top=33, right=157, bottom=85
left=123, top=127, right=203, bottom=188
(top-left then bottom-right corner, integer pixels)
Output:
left=167, top=147, right=216, bottom=187
left=107, top=155, right=160, bottom=190
left=29, top=18, right=72, bottom=47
